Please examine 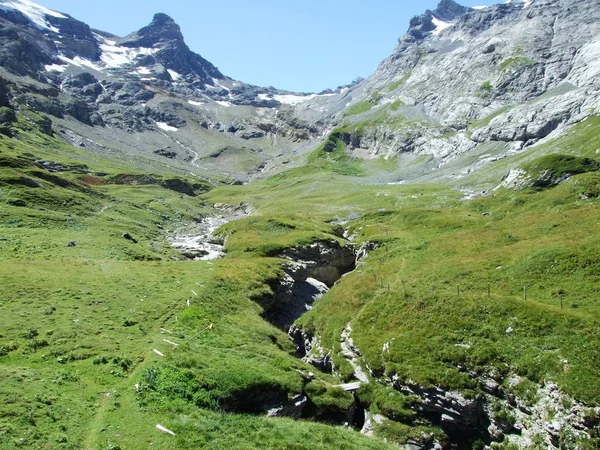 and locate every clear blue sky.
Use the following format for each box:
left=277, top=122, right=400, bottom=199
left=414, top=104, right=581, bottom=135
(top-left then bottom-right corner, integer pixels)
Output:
left=39, top=0, right=493, bottom=92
